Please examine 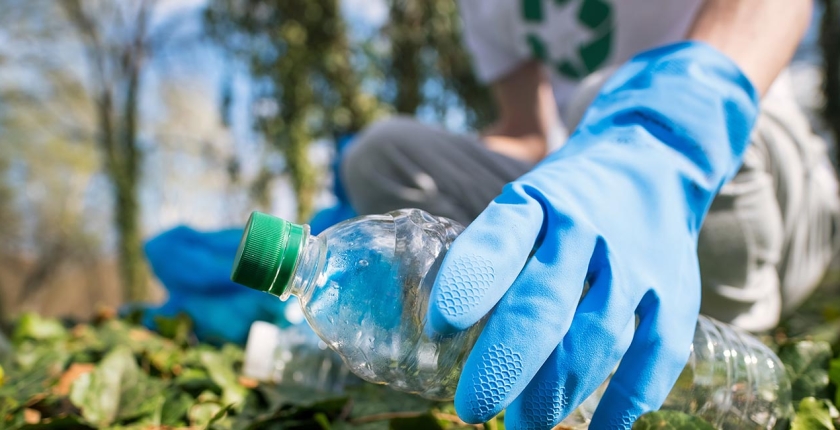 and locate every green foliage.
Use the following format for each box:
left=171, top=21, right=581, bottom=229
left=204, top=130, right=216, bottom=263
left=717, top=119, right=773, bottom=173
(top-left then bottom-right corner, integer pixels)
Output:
left=792, top=398, right=838, bottom=430
left=829, top=359, right=840, bottom=407
left=631, top=410, right=715, bottom=429
left=0, top=313, right=488, bottom=429
left=780, top=340, right=834, bottom=402
left=5, top=311, right=840, bottom=429
left=13, top=313, right=67, bottom=343
left=68, top=347, right=167, bottom=427
left=11, top=302, right=840, bottom=429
